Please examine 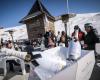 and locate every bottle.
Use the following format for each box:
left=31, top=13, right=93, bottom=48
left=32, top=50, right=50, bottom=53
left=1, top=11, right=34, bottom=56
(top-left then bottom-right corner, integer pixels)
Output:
left=68, top=29, right=81, bottom=60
